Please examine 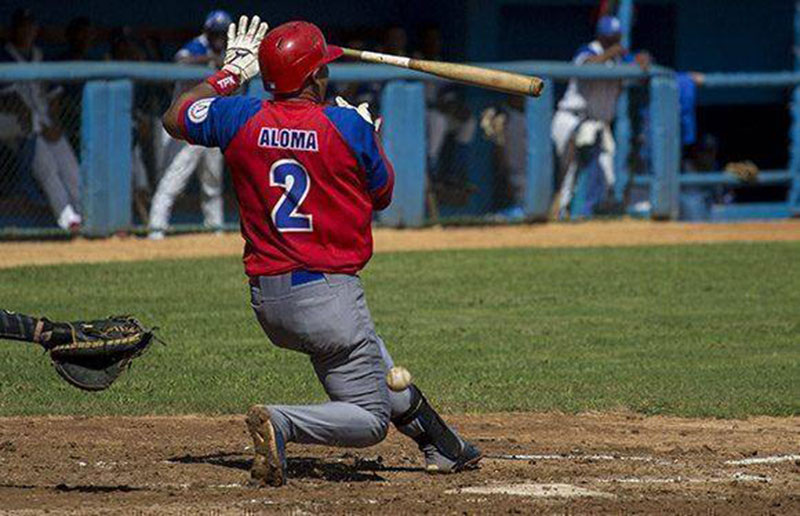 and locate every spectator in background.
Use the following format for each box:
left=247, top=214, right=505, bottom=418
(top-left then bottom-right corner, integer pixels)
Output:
left=107, top=26, right=147, bottom=61
left=417, top=26, right=477, bottom=210
left=330, top=37, right=381, bottom=107
left=677, top=72, right=706, bottom=168
left=59, top=17, right=93, bottom=61
left=427, top=87, right=477, bottom=208
left=0, top=8, right=82, bottom=231
left=550, top=15, right=650, bottom=220
left=415, top=25, right=444, bottom=106
left=56, top=18, right=95, bottom=160
left=480, top=95, right=527, bottom=220
left=106, top=26, right=152, bottom=223
left=379, top=25, right=408, bottom=55
left=148, top=10, right=231, bottom=239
